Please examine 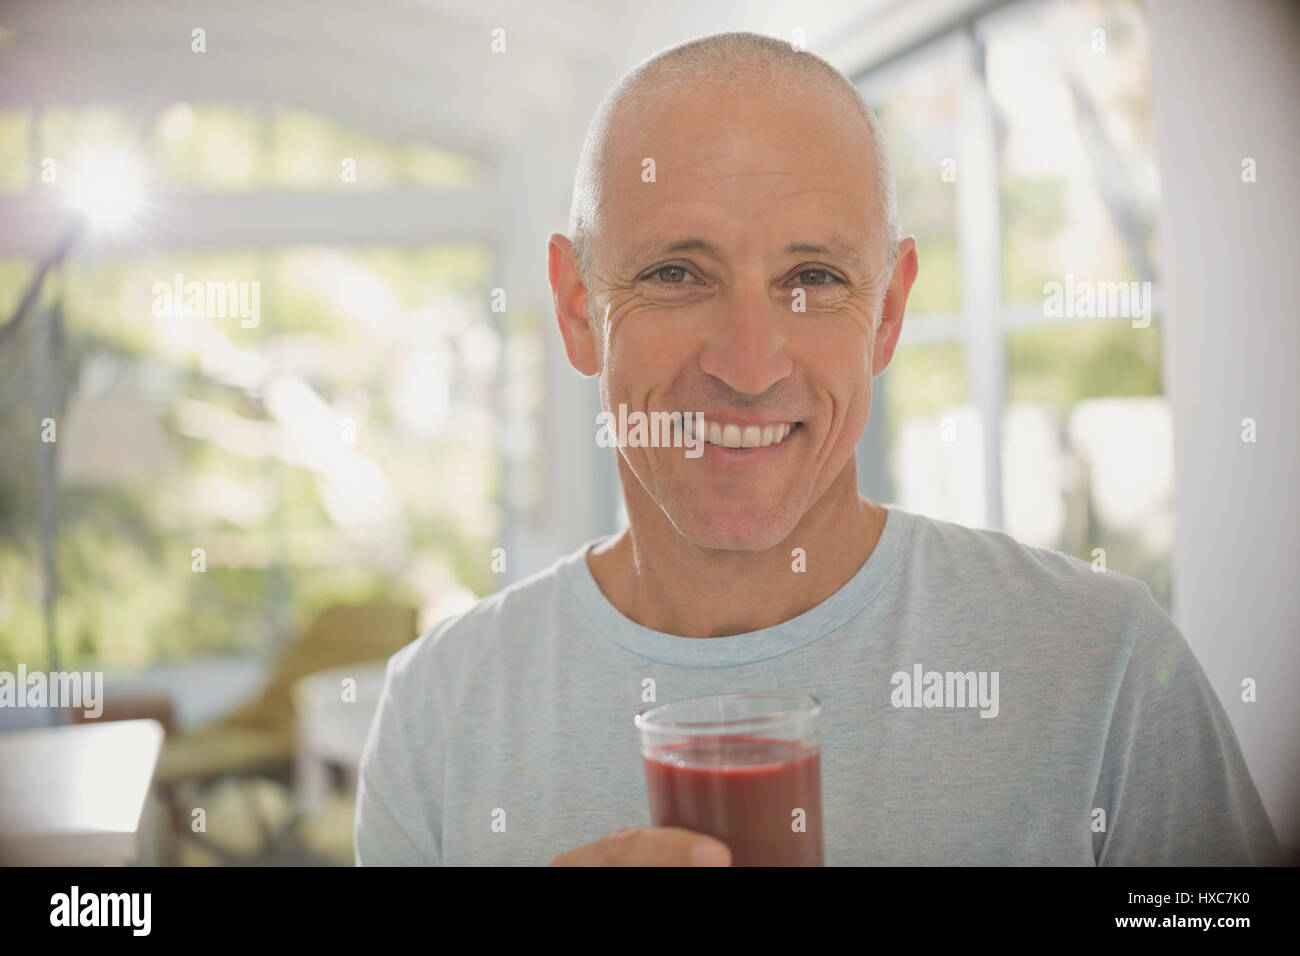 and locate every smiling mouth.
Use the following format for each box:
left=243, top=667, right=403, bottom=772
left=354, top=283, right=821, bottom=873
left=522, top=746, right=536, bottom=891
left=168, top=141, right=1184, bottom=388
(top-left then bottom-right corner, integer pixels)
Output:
left=678, top=414, right=801, bottom=449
